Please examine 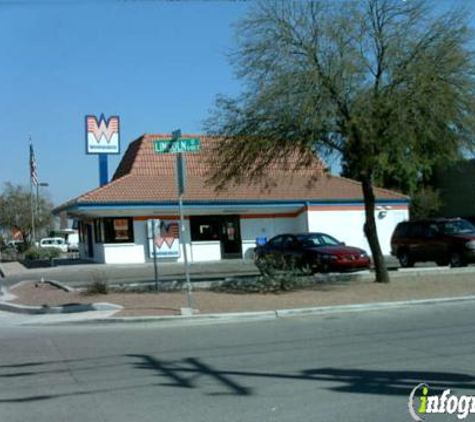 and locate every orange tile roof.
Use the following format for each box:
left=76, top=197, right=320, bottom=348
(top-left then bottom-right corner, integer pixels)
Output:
left=57, top=134, right=408, bottom=210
